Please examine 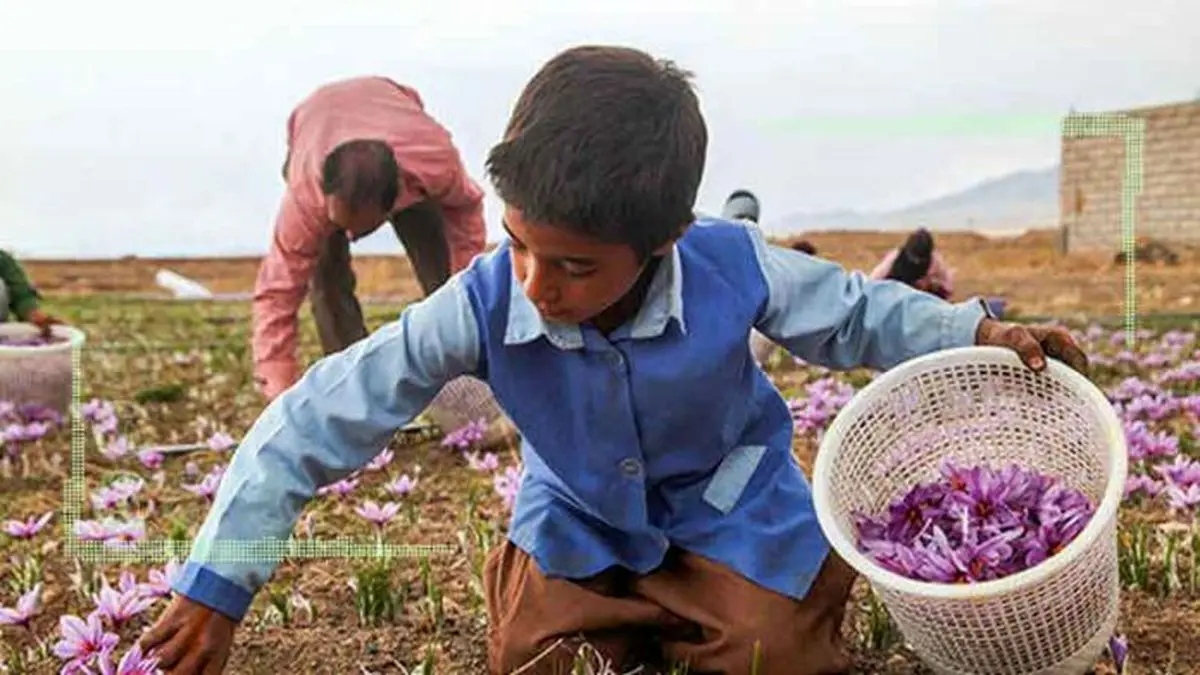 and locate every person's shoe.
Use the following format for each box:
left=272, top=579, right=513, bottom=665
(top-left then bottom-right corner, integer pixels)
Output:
left=886, top=228, right=934, bottom=286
